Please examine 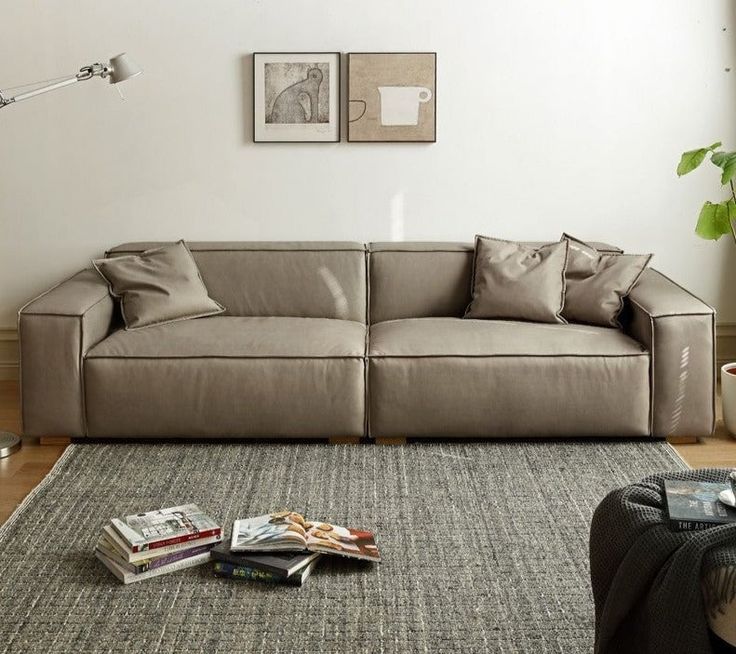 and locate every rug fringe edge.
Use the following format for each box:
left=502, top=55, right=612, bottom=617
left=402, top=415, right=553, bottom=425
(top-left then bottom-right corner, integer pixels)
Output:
left=0, top=443, right=77, bottom=542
